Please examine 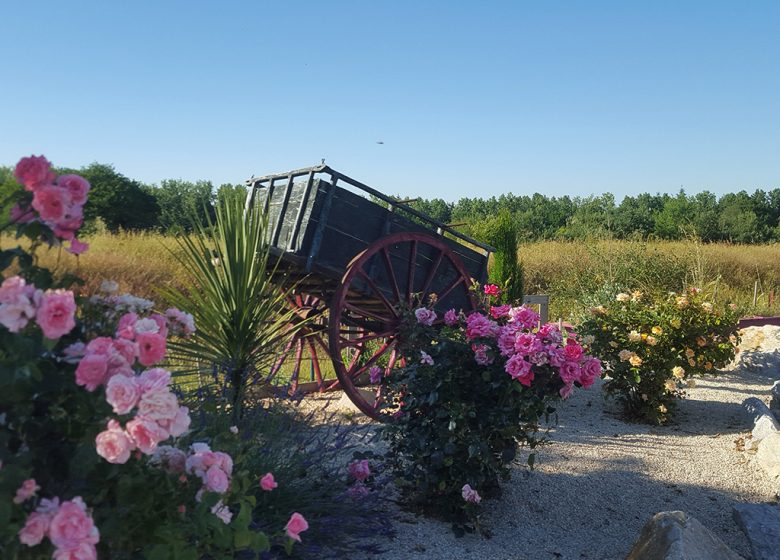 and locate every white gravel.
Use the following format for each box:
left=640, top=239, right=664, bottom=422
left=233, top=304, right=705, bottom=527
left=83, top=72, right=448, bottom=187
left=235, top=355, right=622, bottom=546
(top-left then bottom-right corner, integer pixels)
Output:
left=370, top=326, right=780, bottom=560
